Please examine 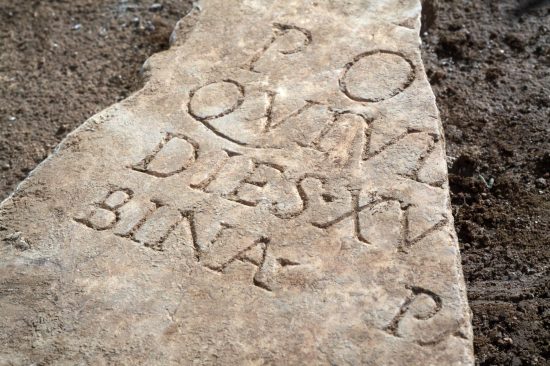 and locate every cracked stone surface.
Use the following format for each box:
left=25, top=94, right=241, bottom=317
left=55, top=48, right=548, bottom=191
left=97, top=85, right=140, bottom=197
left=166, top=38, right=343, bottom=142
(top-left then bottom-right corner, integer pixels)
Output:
left=0, top=0, right=474, bottom=364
